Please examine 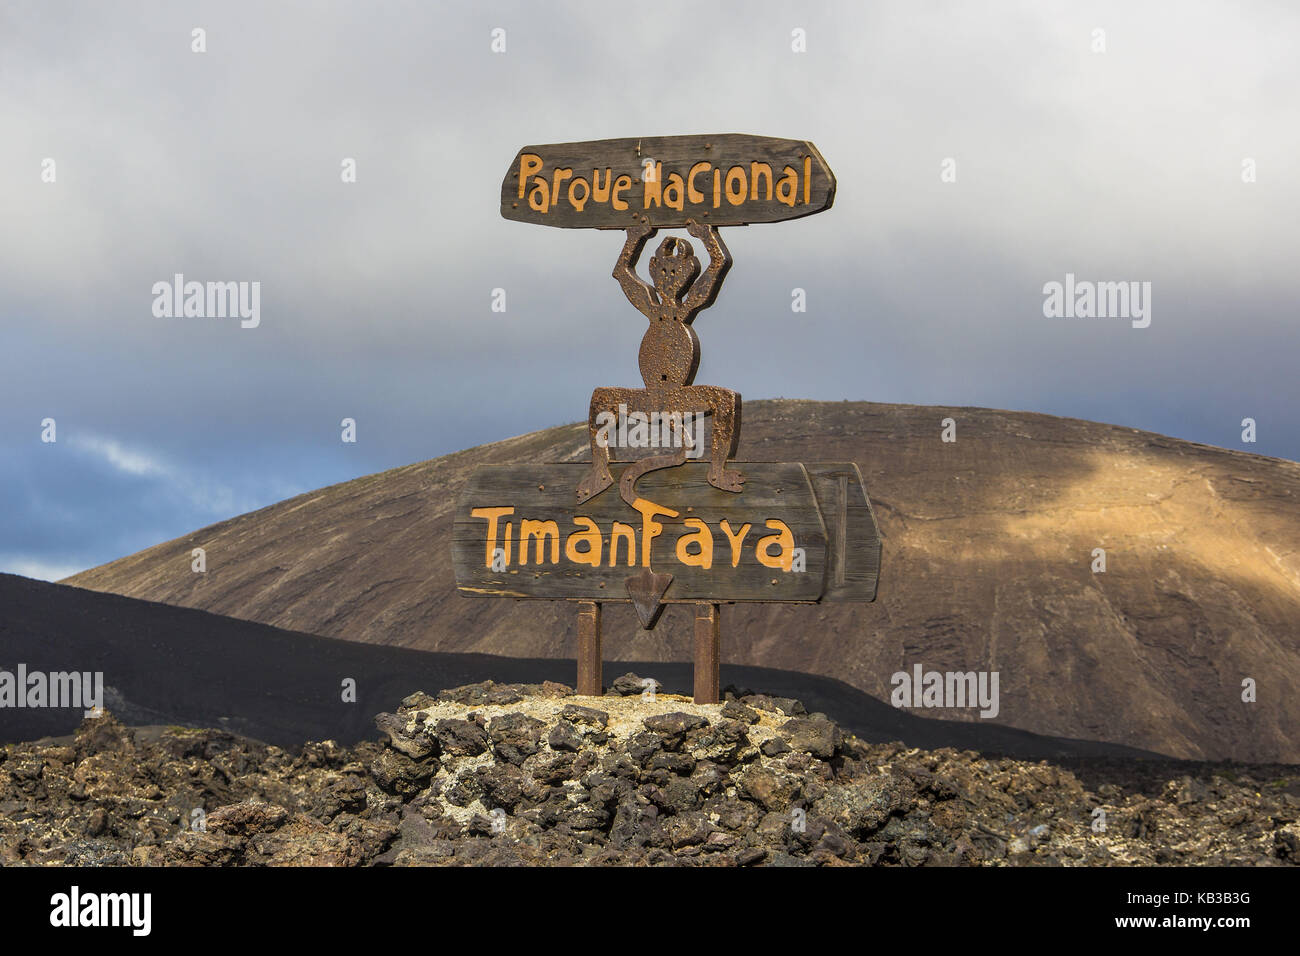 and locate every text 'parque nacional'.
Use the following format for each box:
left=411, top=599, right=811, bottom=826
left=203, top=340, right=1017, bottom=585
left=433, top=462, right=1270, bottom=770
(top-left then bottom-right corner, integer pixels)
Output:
left=500, top=134, right=836, bottom=229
